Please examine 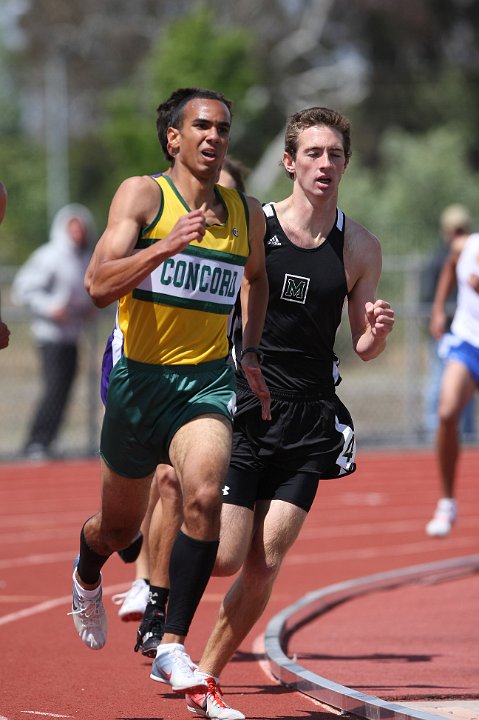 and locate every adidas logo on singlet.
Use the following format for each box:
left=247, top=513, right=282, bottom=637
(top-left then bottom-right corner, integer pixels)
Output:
left=267, top=235, right=281, bottom=246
